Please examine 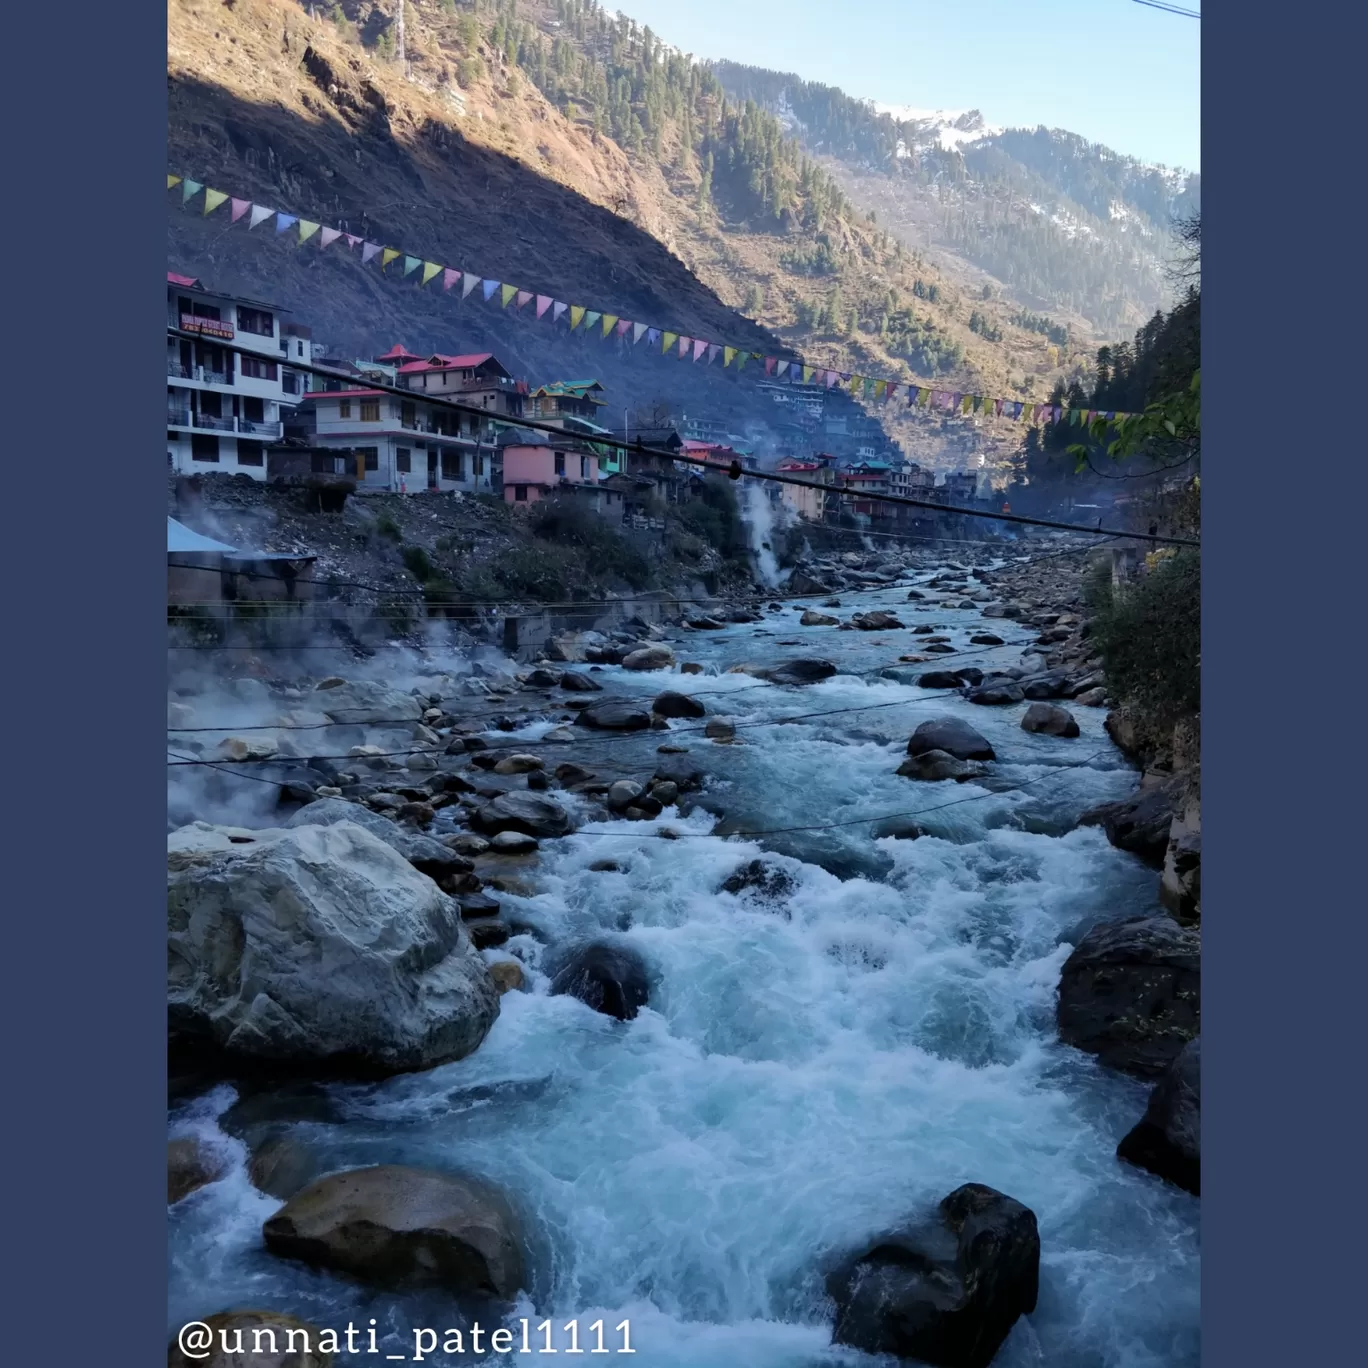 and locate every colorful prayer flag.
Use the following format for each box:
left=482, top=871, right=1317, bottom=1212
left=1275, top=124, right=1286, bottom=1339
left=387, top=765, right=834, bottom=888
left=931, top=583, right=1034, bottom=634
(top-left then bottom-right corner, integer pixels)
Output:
left=249, top=205, right=275, bottom=229
left=571, top=306, right=587, bottom=330
left=422, top=262, right=443, bottom=286
left=320, top=226, right=343, bottom=248
left=298, top=221, right=321, bottom=244
left=601, top=314, right=619, bottom=337
left=499, top=283, right=517, bottom=307
left=276, top=214, right=300, bottom=234
left=380, top=247, right=401, bottom=269
left=481, top=279, right=500, bottom=301
left=181, top=180, right=203, bottom=203
left=444, top=269, right=463, bottom=291
left=230, top=198, right=251, bottom=223
left=515, top=290, right=533, bottom=309
left=535, top=295, right=552, bottom=318
left=634, top=323, right=649, bottom=344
